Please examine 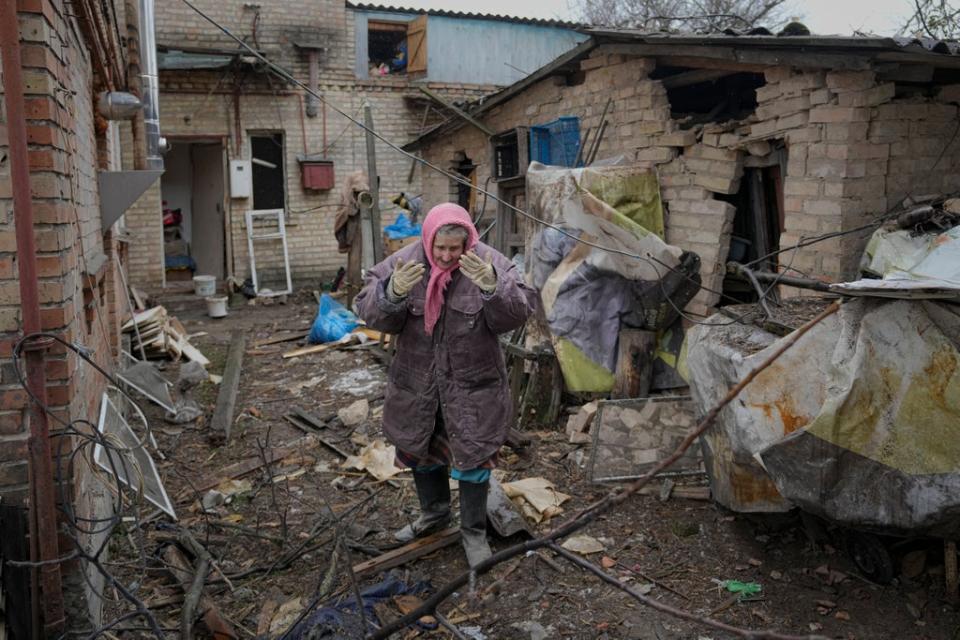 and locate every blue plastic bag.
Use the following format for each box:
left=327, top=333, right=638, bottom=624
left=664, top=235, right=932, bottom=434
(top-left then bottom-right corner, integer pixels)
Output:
left=383, top=213, right=422, bottom=240
left=308, top=293, right=359, bottom=344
